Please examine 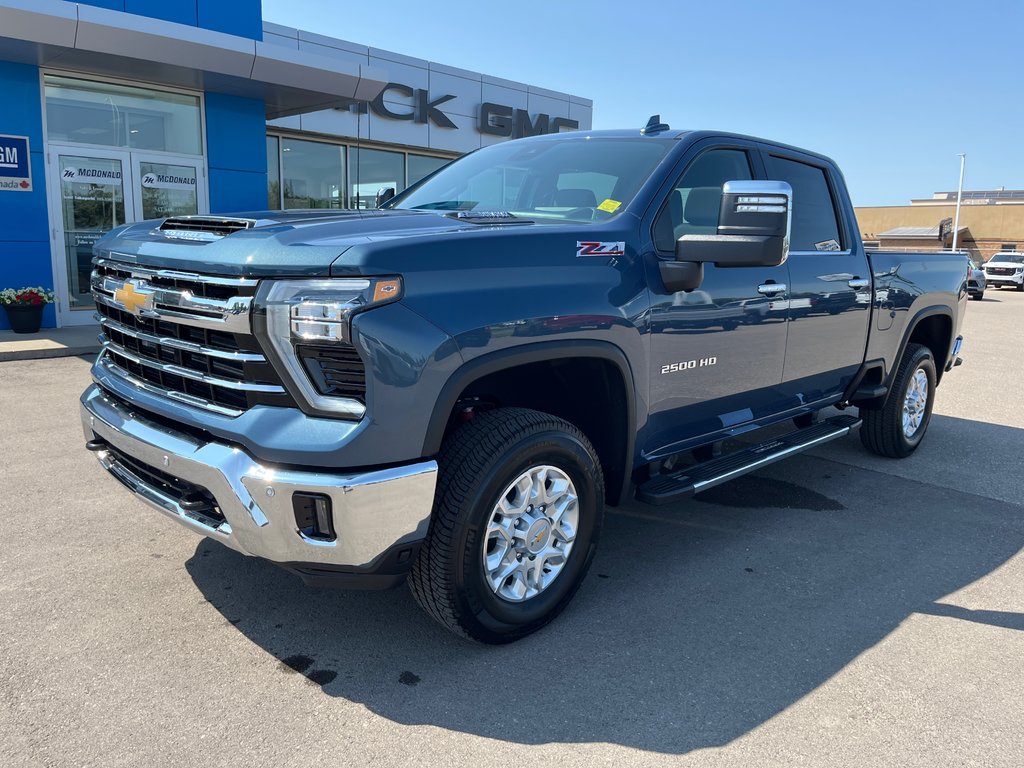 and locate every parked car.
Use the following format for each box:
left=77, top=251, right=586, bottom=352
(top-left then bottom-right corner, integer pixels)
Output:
left=968, top=259, right=986, bottom=300
left=983, top=252, right=1024, bottom=291
left=81, top=122, right=968, bottom=643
